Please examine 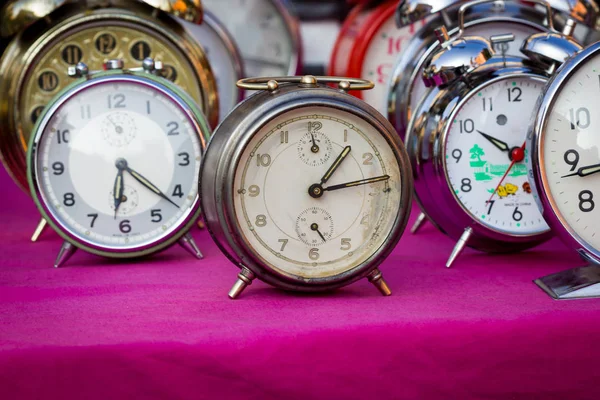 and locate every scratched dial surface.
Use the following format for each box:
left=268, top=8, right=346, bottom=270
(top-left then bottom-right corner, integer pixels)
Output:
left=21, top=21, right=203, bottom=148
left=233, top=107, right=403, bottom=279
left=34, top=79, right=202, bottom=249
left=203, top=0, right=296, bottom=77
left=542, top=53, right=600, bottom=251
left=444, top=76, right=549, bottom=235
